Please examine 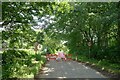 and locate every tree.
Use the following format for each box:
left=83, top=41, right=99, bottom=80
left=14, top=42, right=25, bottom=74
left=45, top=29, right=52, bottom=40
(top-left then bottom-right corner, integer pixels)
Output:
left=44, top=2, right=119, bottom=63
left=2, top=2, right=52, bottom=48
